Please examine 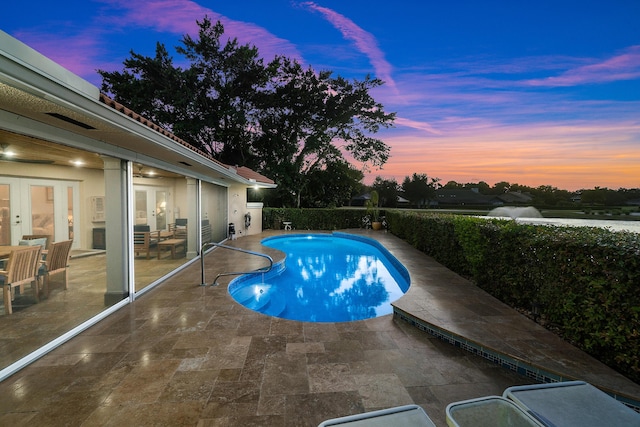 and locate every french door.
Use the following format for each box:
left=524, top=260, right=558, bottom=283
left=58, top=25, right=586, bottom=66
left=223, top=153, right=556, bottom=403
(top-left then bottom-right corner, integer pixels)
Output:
left=0, top=177, right=79, bottom=247
left=134, top=186, right=169, bottom=231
